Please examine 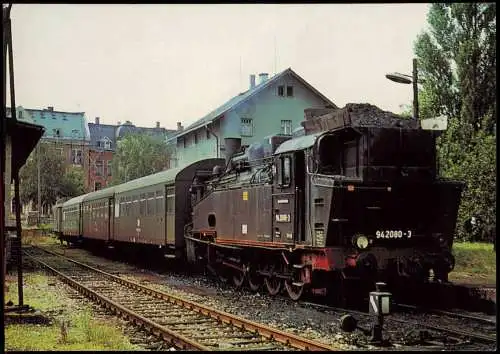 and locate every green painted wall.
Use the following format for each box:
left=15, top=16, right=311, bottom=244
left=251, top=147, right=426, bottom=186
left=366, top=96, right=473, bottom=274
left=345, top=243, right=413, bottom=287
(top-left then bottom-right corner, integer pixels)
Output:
left=174, top=73, right=331, bottom=167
